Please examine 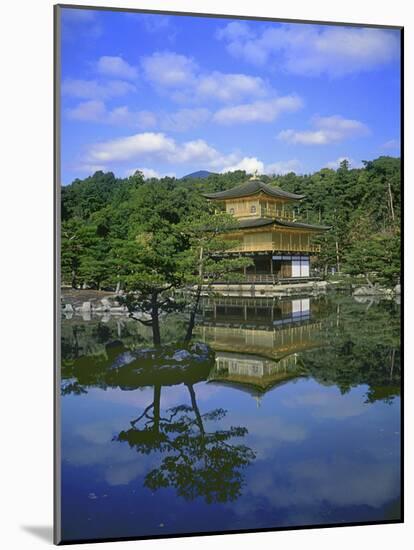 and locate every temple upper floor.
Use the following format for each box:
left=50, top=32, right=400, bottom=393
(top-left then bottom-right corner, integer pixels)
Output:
left=203, top=177, right=304, bottom=222
left=222, top=197, right=297, bottom=221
